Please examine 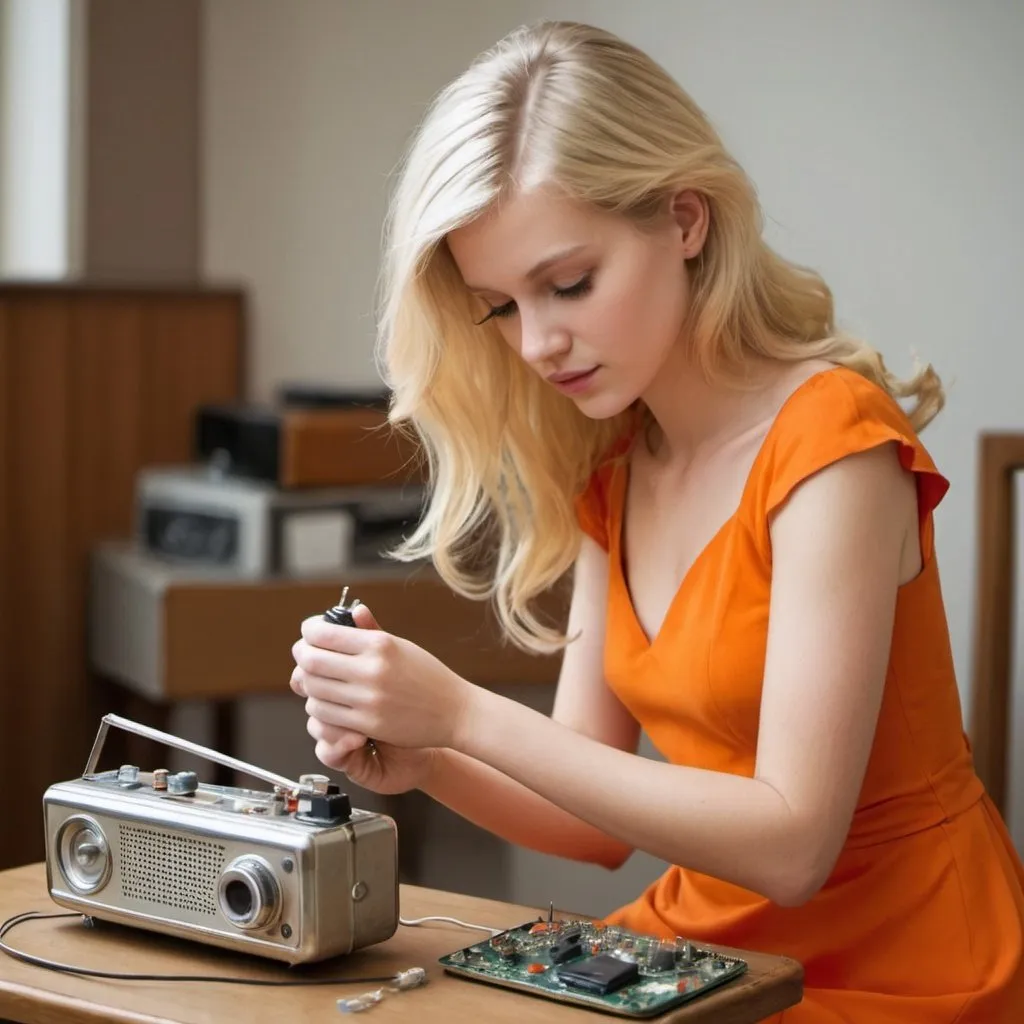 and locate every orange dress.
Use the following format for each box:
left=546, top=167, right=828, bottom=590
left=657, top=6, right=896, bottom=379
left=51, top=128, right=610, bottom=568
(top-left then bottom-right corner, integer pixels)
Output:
left=575, top=367, right=1024, bottom=1022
